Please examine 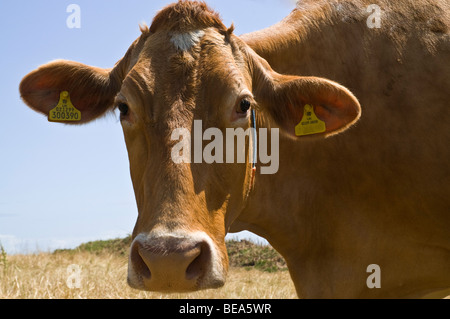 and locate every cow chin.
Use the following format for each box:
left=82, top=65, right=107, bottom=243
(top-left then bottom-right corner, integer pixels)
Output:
left=127, top=230, right=227, bottom=292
